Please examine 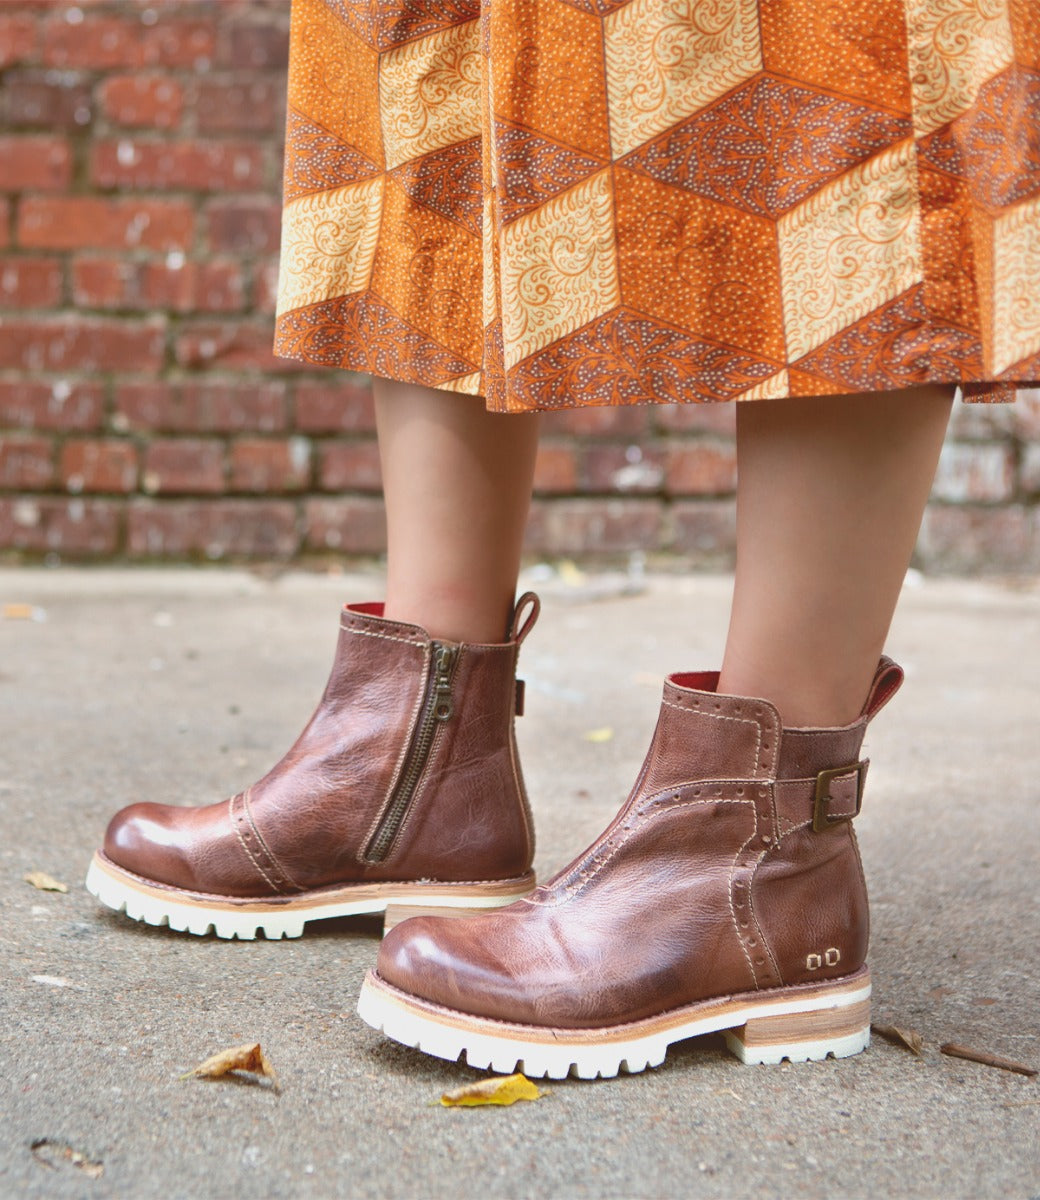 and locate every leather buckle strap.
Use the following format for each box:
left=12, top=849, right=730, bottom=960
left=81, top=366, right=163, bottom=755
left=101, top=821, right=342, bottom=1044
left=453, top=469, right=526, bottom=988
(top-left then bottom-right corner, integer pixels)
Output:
left=812, top=761, right=868, bottom=833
